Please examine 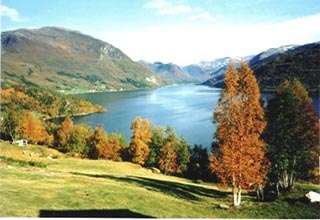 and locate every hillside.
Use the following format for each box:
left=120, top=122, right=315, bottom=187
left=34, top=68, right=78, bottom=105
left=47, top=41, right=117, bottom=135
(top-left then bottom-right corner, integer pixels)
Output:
left=201, top=42, right=320, bottom=91
left=0, top=141, right=319, bottom=218
left=140, top=61, right=197, bottom=84
left=250, top=42, right=320, bottom=91
left=1, top=27, right=161, bottom=92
